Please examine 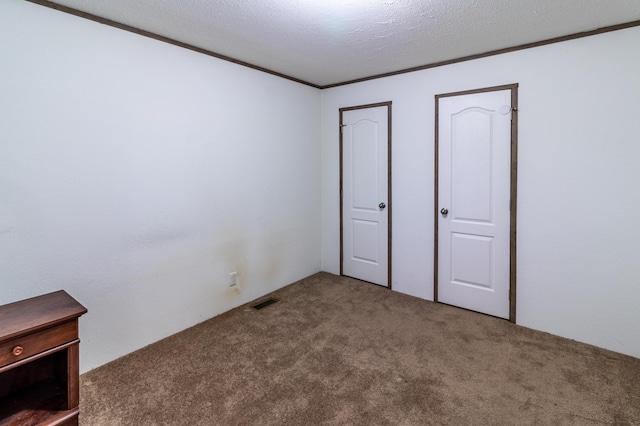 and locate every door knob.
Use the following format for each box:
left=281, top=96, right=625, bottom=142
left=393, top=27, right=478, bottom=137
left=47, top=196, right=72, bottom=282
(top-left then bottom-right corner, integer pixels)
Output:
left=440, top=208, right=448, bottom=216
left=379, top=202, right=386, bottom=210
